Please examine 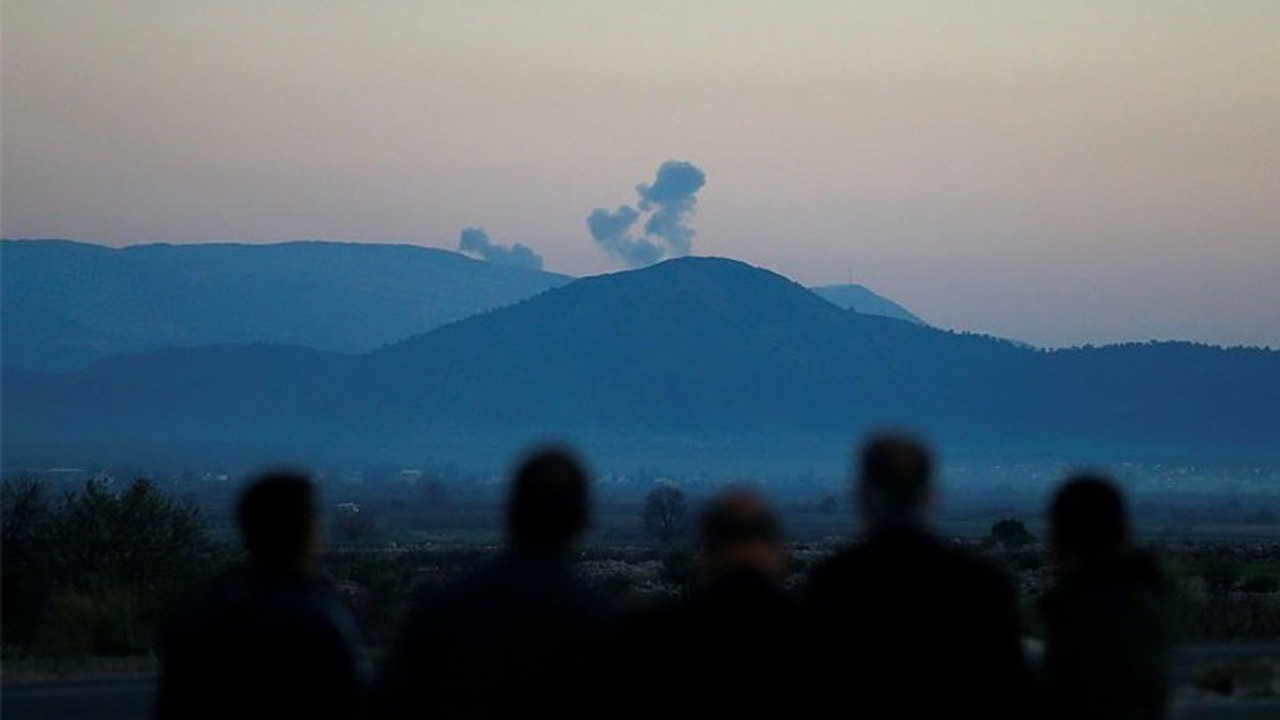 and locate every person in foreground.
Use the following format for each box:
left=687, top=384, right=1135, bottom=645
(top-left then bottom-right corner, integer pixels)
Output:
left=1038, top=473, right=1173, bottom=720
left=373, top=446, right=615, bottom=720
left=154, top=470, right=366, bottom=720
left=614, top=490, right=815, bottom=719
left=805, top=432, right=1030, bottom=719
